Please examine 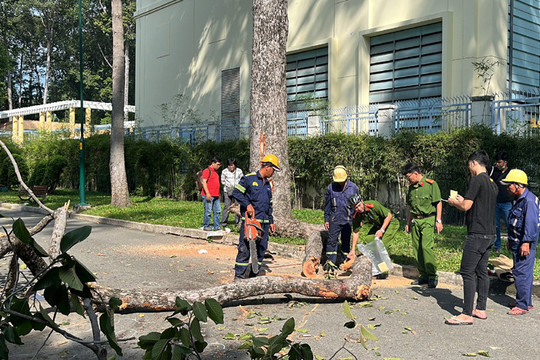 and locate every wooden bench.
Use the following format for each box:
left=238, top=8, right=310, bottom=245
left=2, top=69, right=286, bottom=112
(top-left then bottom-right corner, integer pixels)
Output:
left=18, top=185, right=48, bottom=201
